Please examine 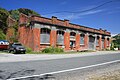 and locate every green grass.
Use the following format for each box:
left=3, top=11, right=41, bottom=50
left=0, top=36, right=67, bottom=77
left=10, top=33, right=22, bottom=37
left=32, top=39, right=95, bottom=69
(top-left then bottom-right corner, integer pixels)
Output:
left=26, top=49, right=95, bottom=54
left=0, top=50, right=8, bottom=53
left=41, top=47, right=64, bottom=53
